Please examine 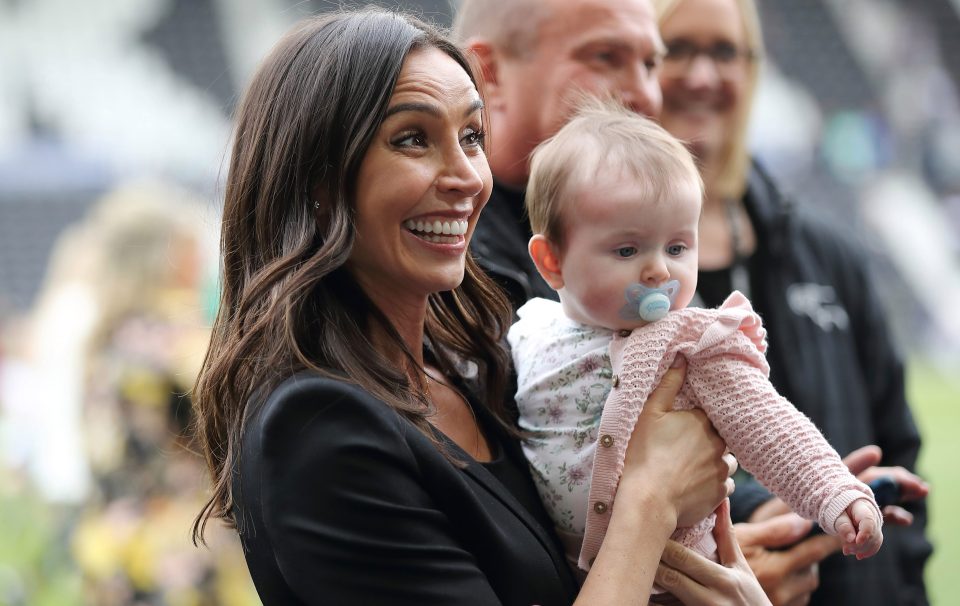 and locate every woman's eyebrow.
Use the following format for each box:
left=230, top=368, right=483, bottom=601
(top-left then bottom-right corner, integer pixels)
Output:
left=464, top=98, right=484, bottom=117
left=385, top=102, right=441, bottom=119
left=384, top=98, right=484, bottom=120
